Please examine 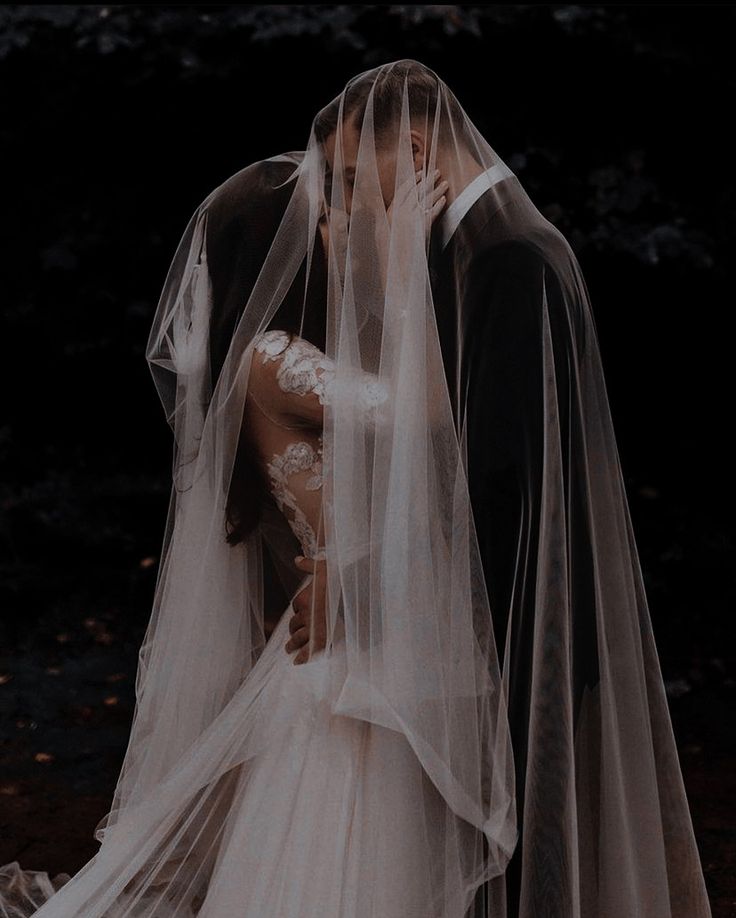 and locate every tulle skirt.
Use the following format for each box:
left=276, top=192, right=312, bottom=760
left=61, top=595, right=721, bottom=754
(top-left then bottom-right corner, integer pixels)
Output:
left=0, top=576, right=482, bottom=918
